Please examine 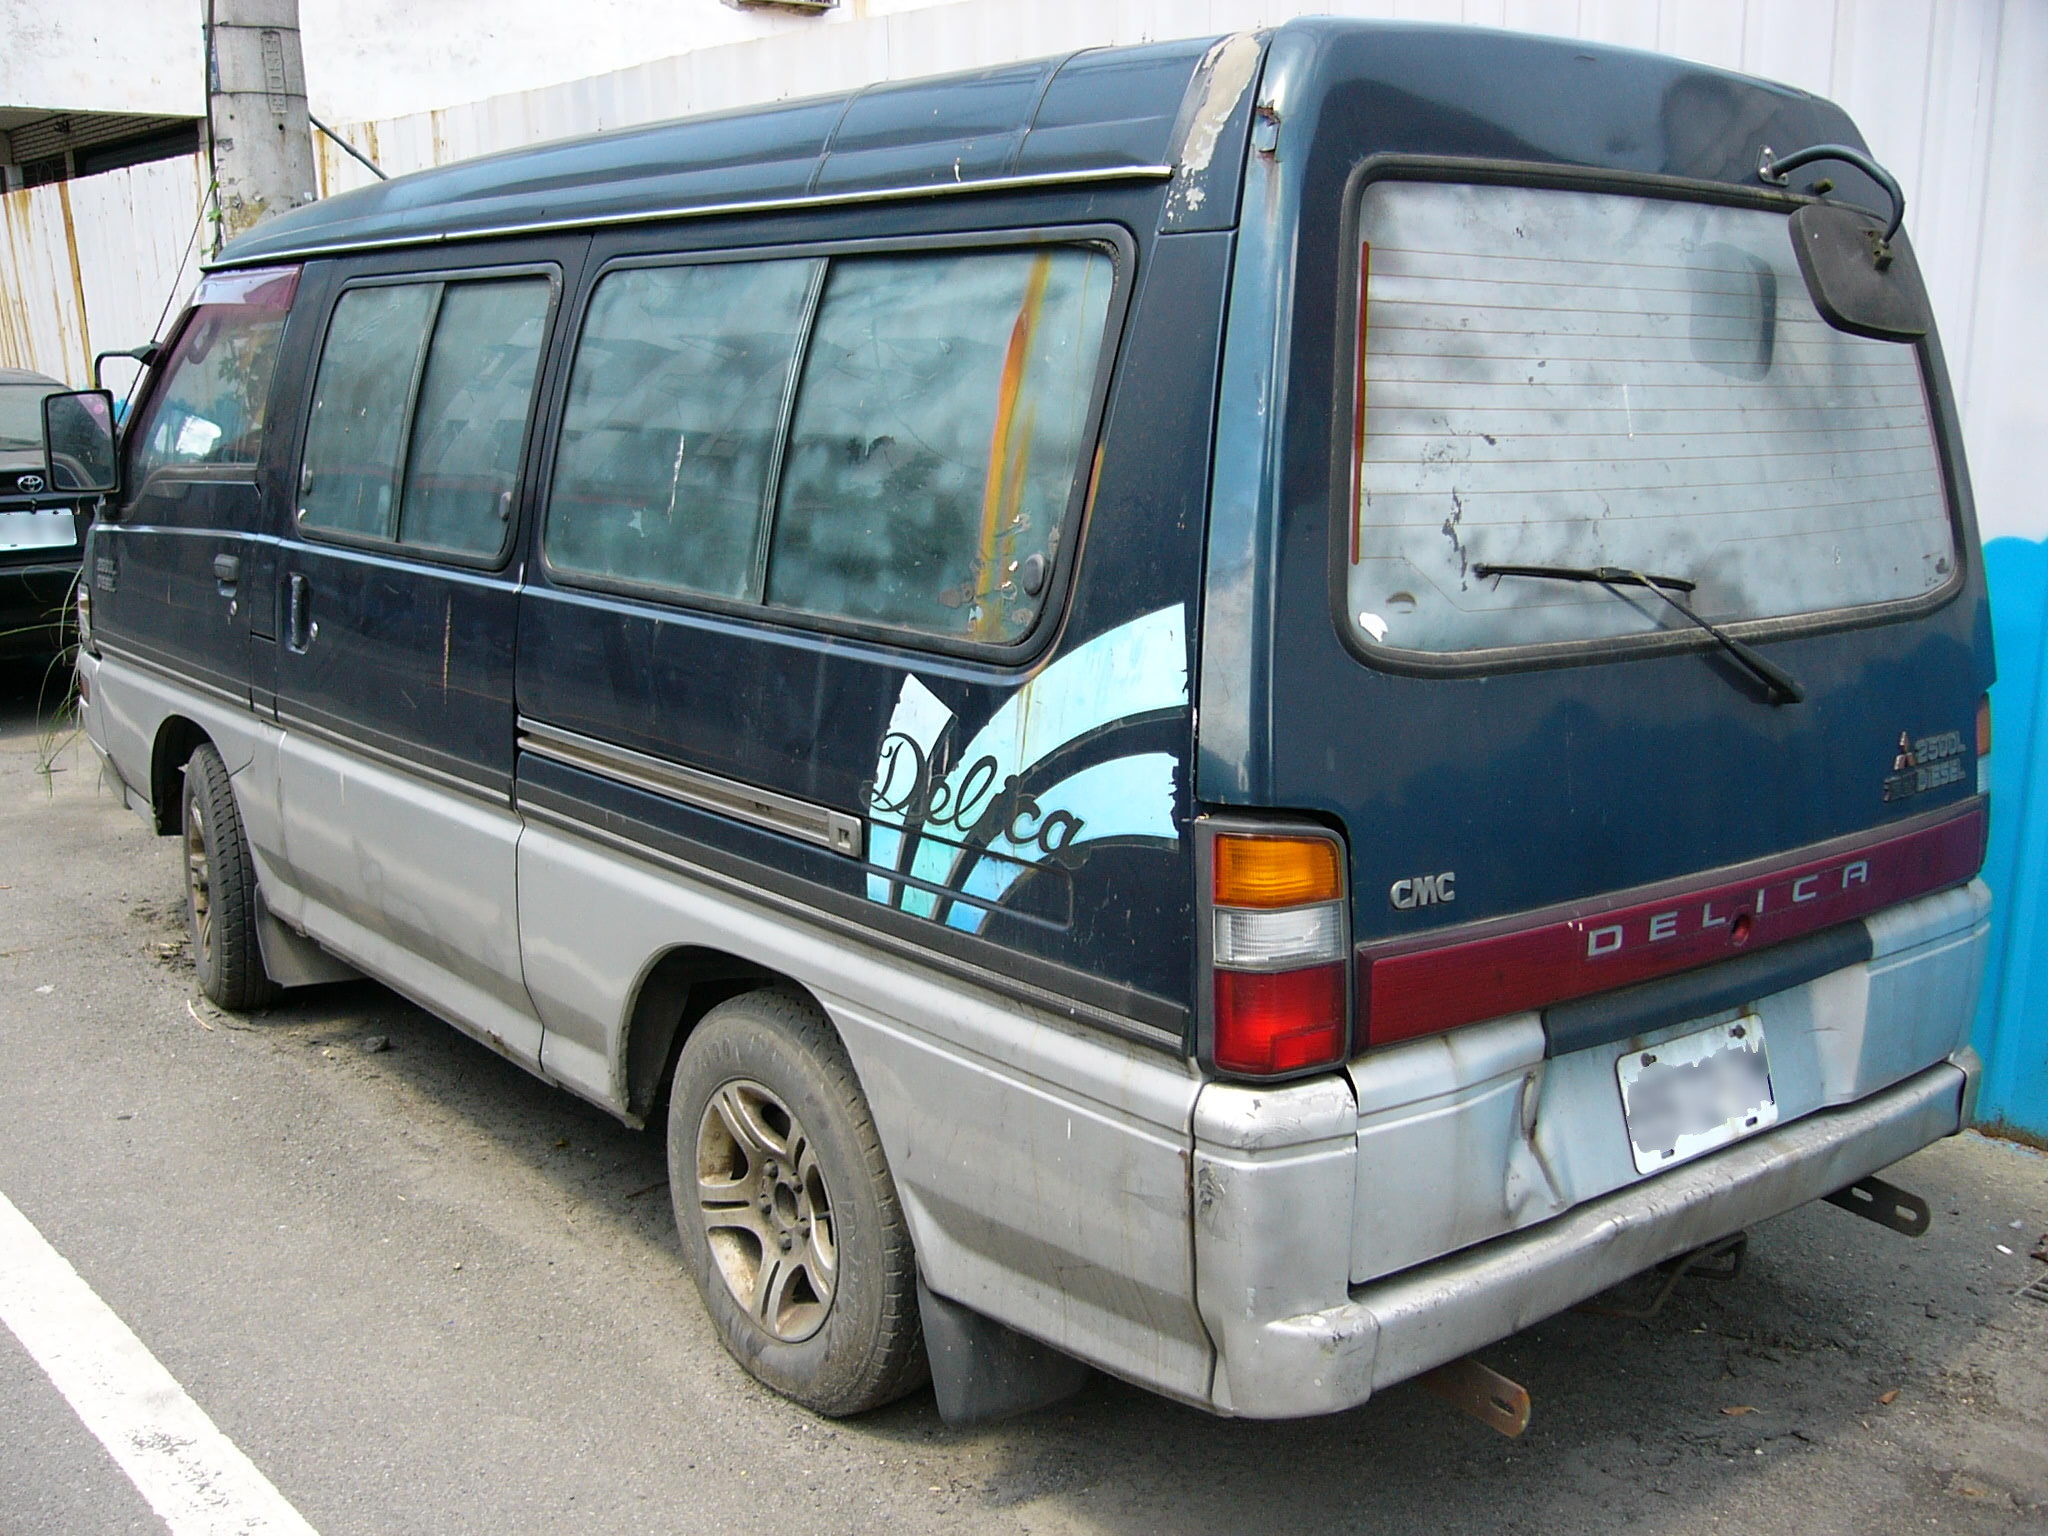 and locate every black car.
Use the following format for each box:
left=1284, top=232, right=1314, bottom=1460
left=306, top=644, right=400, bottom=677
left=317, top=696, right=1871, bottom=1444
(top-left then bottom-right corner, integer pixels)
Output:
left=0, top=367, right=90, bottom=660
